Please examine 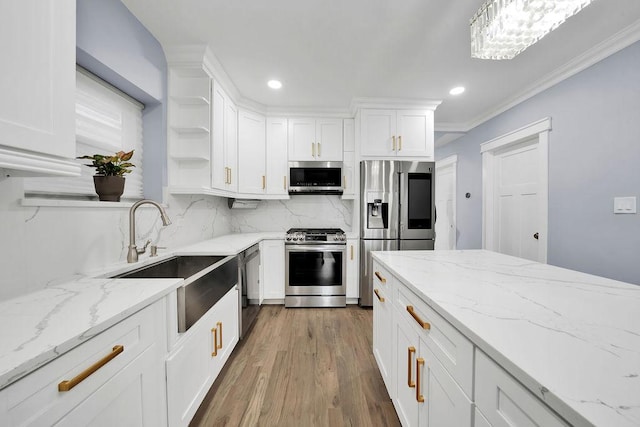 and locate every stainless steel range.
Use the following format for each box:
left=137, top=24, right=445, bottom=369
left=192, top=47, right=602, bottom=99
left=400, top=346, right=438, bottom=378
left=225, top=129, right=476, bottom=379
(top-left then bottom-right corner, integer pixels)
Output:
left=285, top=228, right=347, bottom=308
